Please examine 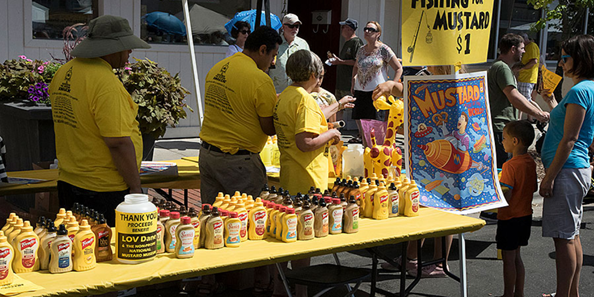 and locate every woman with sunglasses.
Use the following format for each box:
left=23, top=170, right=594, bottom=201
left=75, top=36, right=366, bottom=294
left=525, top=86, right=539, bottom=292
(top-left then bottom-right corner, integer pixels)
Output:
left=226, top=21, right=251, bottom=58
left=539, top=35, right=594, bottom=297
left=350, top=21, right=402, bottom=146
